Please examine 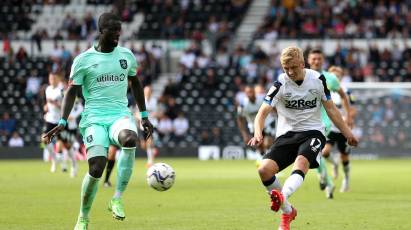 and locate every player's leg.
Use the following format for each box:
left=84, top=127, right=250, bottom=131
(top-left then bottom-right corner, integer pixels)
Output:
left=104, top=145, right=117, bottom=187
left=277, top=134, right=325, bottom=229
left=55, top=139, right=67, bottom=172
left=42, top=123, right=57, bottom=172
left=257, top=142, right=296, bottom=213
left=75, top=125, right=109, bottom=230
left=337, top=135, right=351, bottom=192
left=64, top=139, right=78, bottom=178
left=323, top=133, right=339, bottom=179
left=108, top=116, right=138, bottom=220
left=45, top=141, right=56, bottom=172
left=145, top=137, right=156, bottom=168
left=317, top=138, right=334, bottom=198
